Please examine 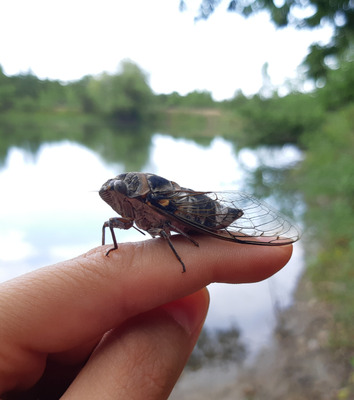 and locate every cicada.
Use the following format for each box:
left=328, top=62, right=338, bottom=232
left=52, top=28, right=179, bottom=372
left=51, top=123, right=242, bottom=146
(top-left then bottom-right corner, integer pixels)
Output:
left=99, top=172, right=300, bottom=272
